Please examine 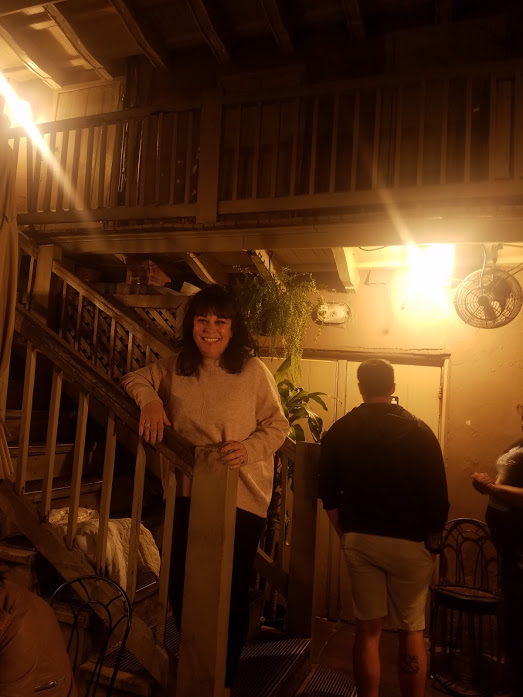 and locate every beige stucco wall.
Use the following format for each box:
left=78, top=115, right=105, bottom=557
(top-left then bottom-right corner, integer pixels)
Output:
left=301, top=274, right=523, bottom=523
